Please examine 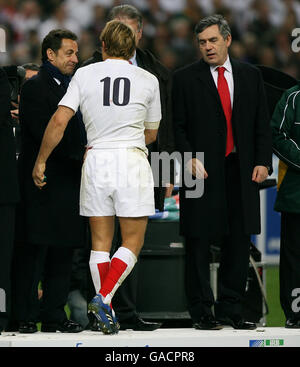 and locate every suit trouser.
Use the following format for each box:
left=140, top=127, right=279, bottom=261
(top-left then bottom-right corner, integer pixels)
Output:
left=279, top=212, right=300, bottom=321
left=185, top=153, right=251, bottom=322
left=11, top=243, right=74, bottom=324
left=0, top=205, right=15, bottom=331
